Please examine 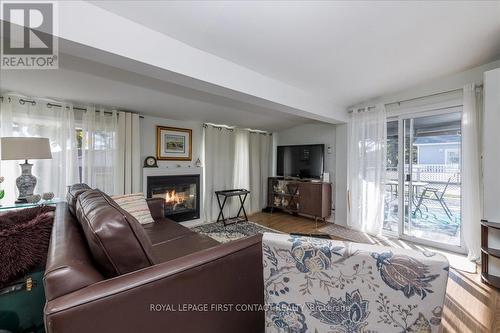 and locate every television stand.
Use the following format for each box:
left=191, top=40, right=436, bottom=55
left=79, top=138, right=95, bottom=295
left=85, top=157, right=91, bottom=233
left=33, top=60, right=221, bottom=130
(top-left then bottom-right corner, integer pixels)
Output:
left=267, top=177, right=332, bottom=223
